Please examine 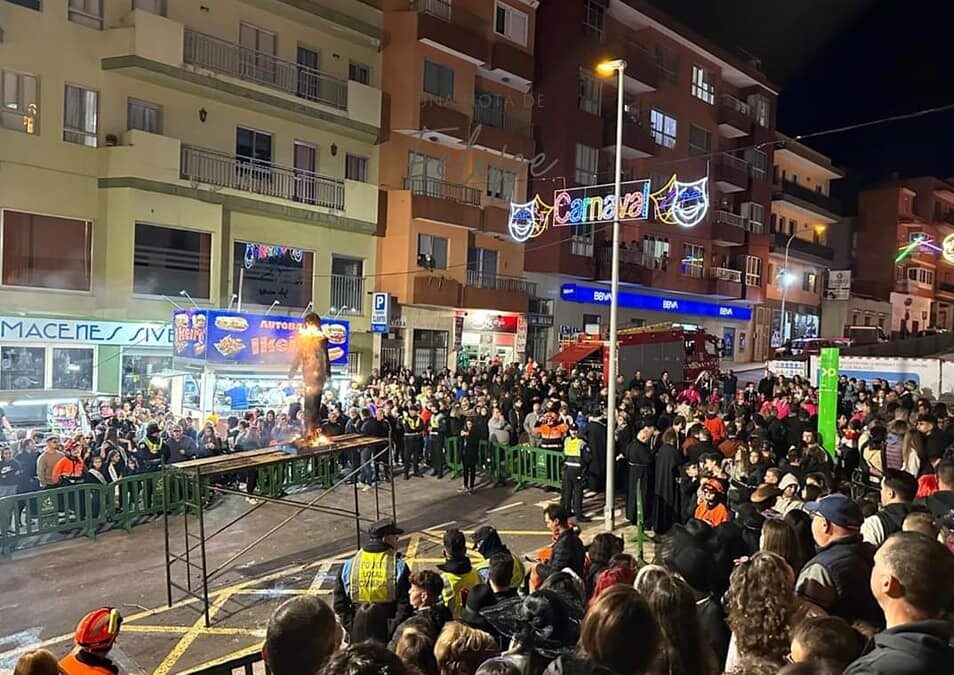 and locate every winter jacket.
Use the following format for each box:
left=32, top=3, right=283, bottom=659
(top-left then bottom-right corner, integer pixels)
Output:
left=844, top=620, right=954, bottom=675
left=550, top=527, right=586, bottom=578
